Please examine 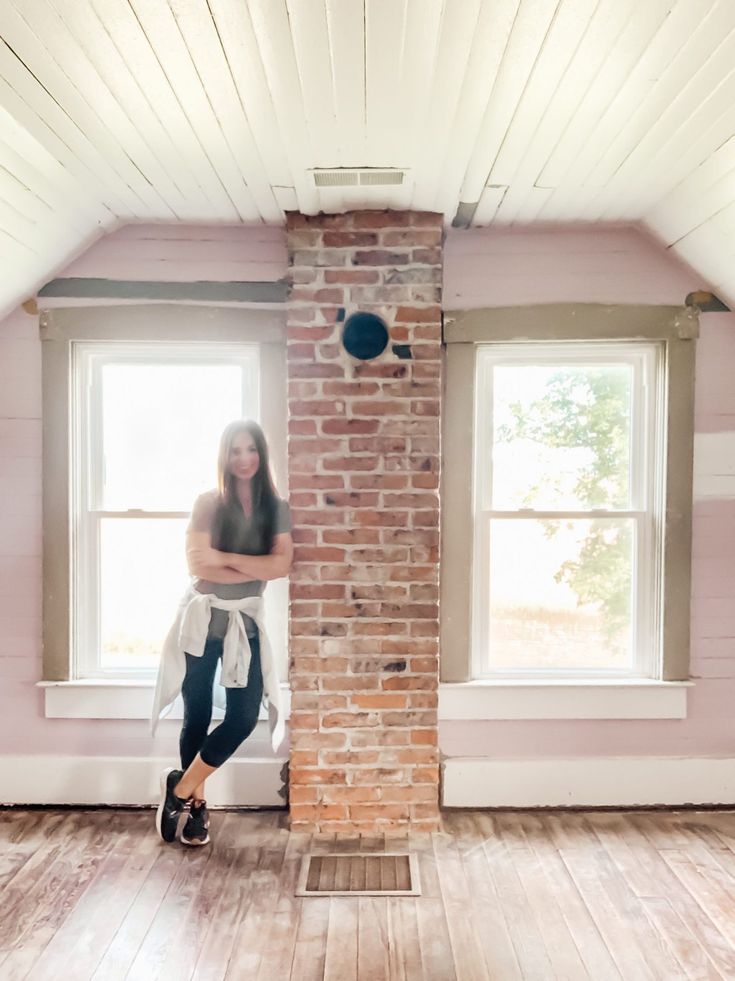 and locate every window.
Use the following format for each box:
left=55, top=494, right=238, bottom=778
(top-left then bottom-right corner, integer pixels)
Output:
left=473, top=342, right=662, bottom=679
left=41, top=304, right=287, bottom=685
left=73, top=342, right=258, bottom=678
left=441, top=304, right=697, bottom=690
